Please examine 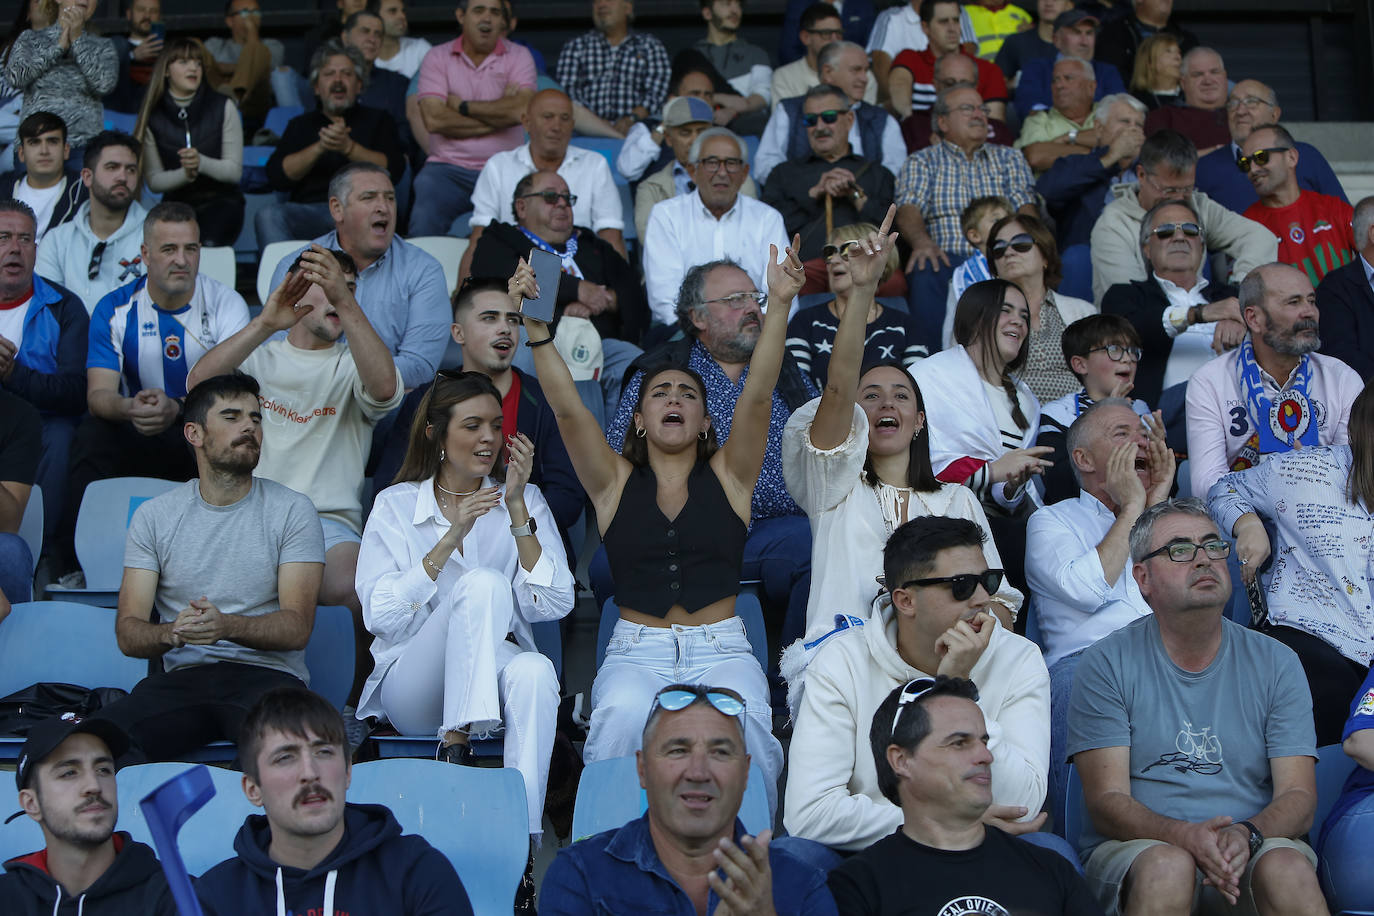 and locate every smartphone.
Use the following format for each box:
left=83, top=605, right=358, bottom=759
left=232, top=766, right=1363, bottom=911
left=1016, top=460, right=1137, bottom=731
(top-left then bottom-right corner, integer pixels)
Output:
left=522, top=247, right=562, bottom=324
left=151, top=22, right=165, bottom=42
